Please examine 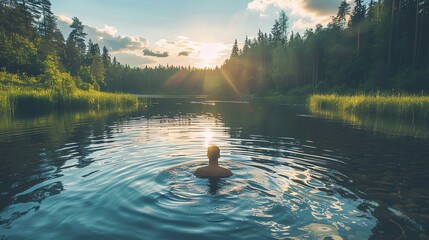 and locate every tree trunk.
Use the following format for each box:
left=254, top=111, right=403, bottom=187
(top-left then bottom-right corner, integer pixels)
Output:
left=388, top=0, right=396, bottom=66
left=413, top=0, right=419, bottom=69
left=315, top=53, right=319, bottom=86
left=357, top=27, right=360, bottom=56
